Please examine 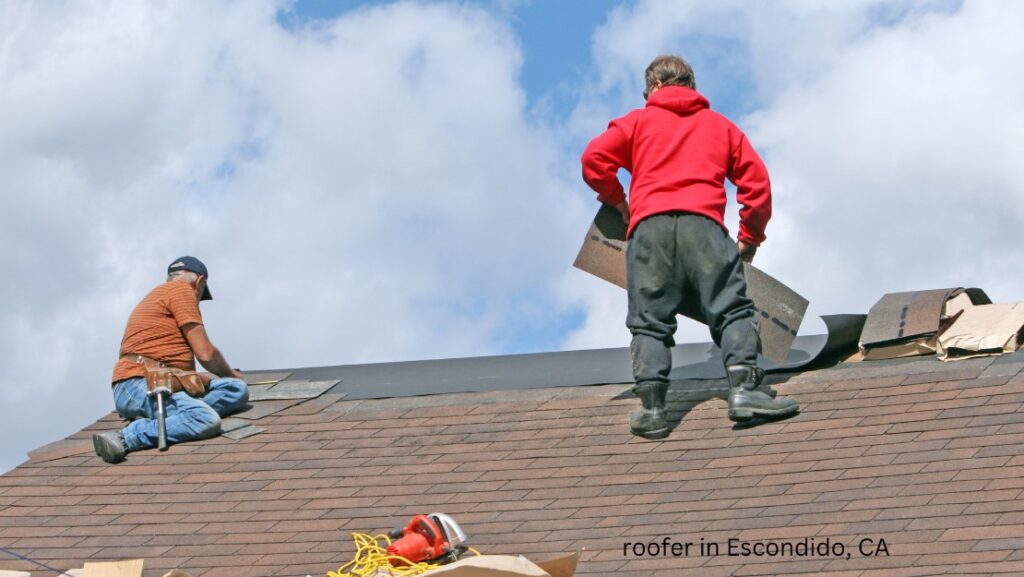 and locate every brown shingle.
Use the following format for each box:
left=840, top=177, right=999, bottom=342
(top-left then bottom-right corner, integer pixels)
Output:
left=4, top=351, right=1024, bottom=576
